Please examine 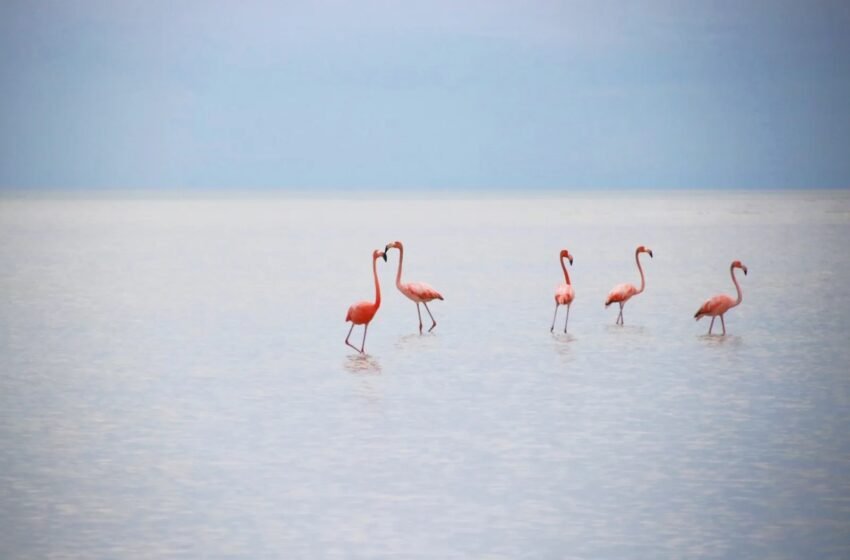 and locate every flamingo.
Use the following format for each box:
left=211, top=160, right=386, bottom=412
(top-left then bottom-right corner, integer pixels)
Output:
left=694, top=260, right=748, bottom=335
left=550, top=249, right=575, bottom=333
left=605, top=245, right=653, bottom=325
left=344, top=249, right=387, bottom=354
left=384, top=240, right=444, bottom=333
